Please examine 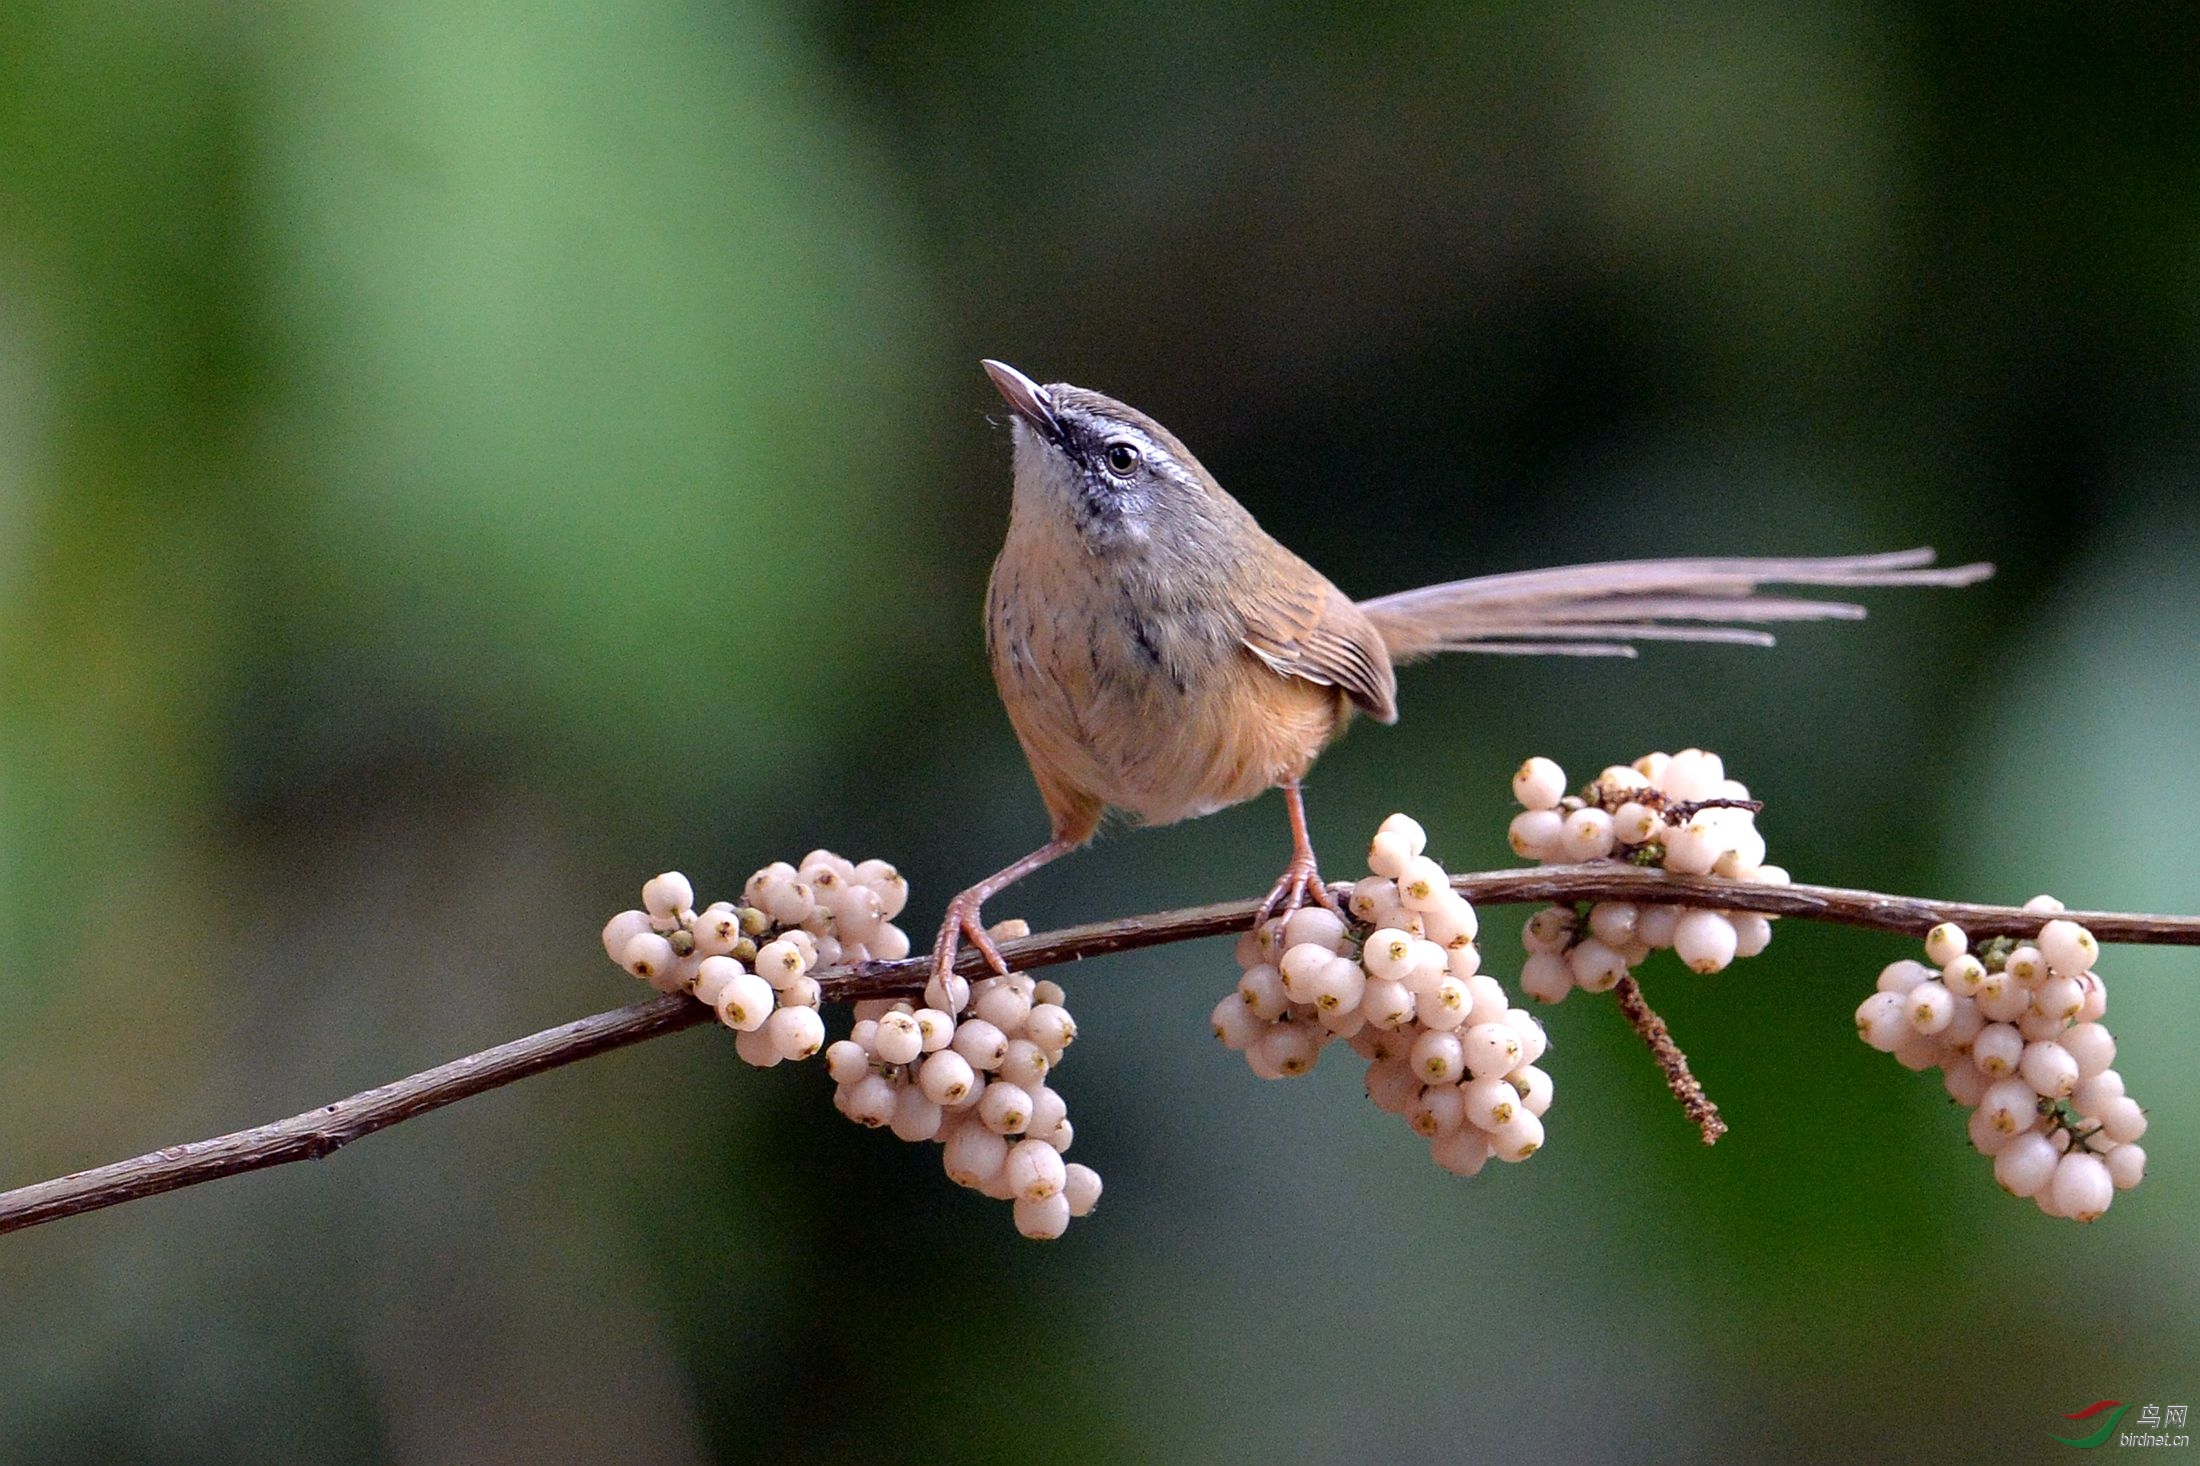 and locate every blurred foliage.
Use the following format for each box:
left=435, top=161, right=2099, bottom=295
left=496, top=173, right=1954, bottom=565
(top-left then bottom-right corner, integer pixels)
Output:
left=2, top=1, right=2196, bottom=1461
